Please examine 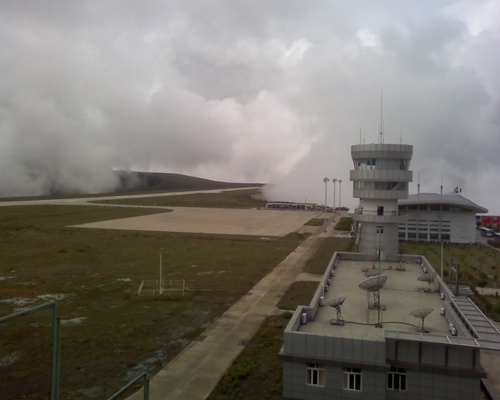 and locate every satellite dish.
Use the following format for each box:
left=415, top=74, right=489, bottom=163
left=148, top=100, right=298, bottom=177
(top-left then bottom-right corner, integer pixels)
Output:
left=410, top=307, right=433, bottom=332
left=365, top=269, right=382, bottom=277
left=329, top=296, right=346, bottom=309
left=329, top=297, right=347, bottom=326
left=358, top=275, right=388, bottom=327
left=417, top=272, right=437, bottom=292
left=358, top=275, right=388, bottom=292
